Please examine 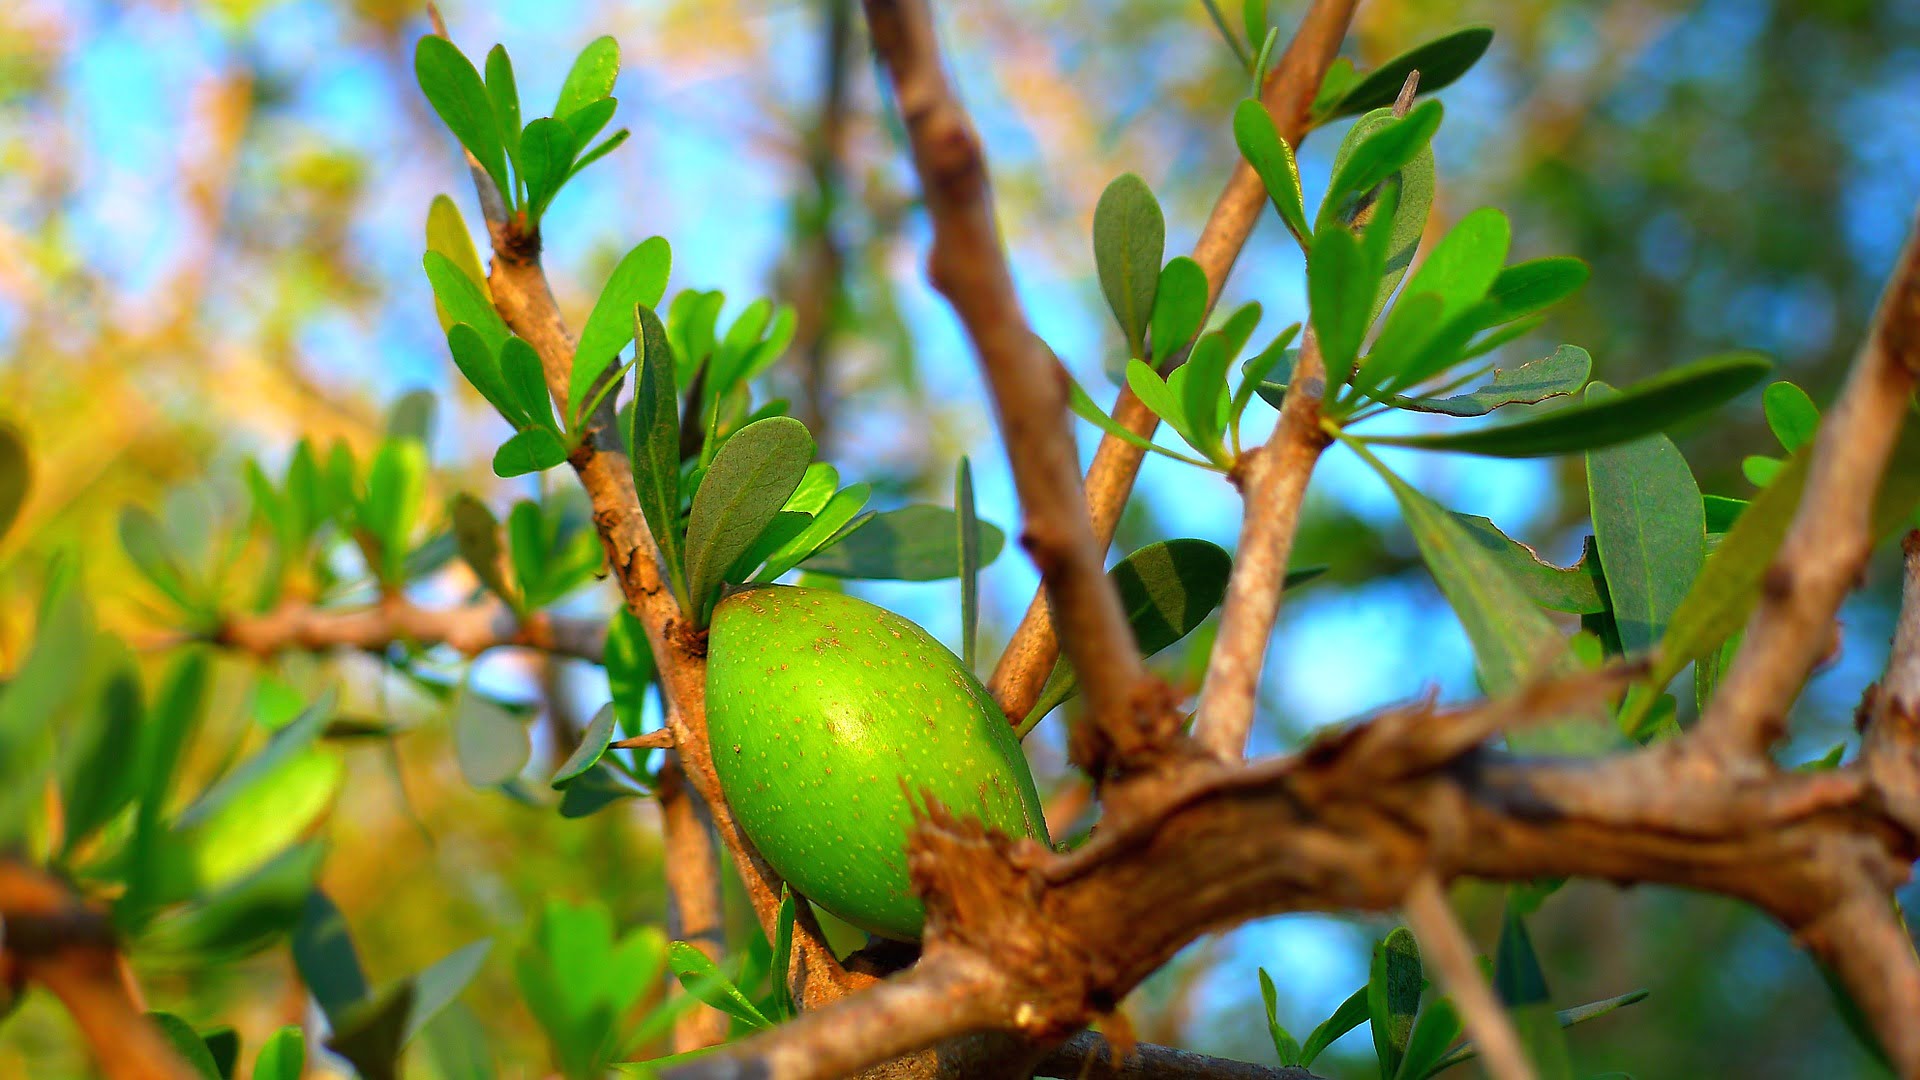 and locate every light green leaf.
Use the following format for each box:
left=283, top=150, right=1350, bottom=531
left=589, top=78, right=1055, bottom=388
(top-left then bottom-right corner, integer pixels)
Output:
left=1764, top=381, right=1820, bottom=452
left=492, top=428, right=570, bottom=478
left=1149, top=256, right=1210, bottom=365
left=253, top=1027, right=306, bottom=1080
left=1586, top=382, right=1703, bottom=656
left=424, top=252, right=509, bottom=354
left=555, top=36, right=619, bottom=120
left=293, top=889, right=369, bottom=1023
left=483, top=46, right=521, bottom=170
left=667, top=941, right=771, bottom=1029
left=425, top=195, right=489, bottom=333
left=755, top=483, right=872, bottom=583
left=1363, top=352, right=1770, bottom=457
left=404, top=940, right=494, bottom=1044
left=1184, top=302, right=1261, bottom=460
left=1233, top=100, right=1309, bottom=245
left=800, top=505, right=1005, bottom=581
left=1067, top=378, right=1213, bottom=468
left=570, top=237, right=672, bottom=423
left=684, top=417, right=815, bottom=622
left=519, top=117, right=576, bottom=224
left=1093, top=174, right=1165, bottom=356
left=414, top=36, right=509, bottom=201
left=1259, top=968, right=1303, bottom=1066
